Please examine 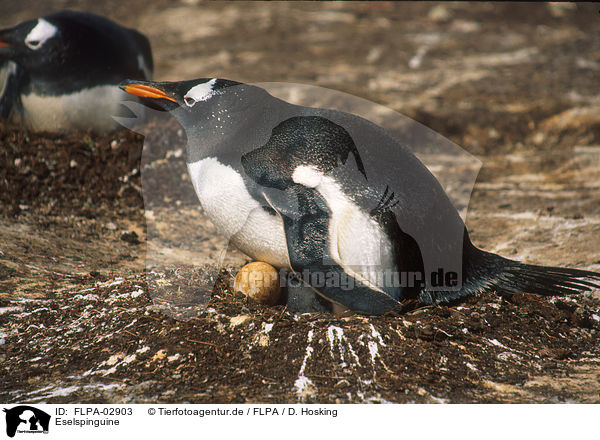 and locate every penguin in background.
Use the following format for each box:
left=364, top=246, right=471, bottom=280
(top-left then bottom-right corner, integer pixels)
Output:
left=119, top=77, right=600, bottom=315
left=0, top=10, right=153, bottom=132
